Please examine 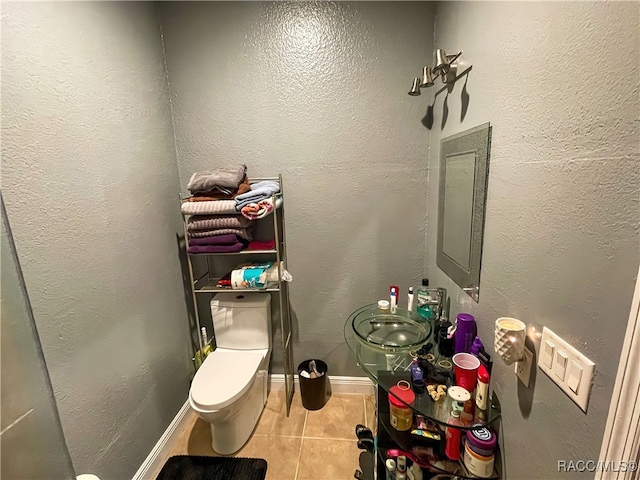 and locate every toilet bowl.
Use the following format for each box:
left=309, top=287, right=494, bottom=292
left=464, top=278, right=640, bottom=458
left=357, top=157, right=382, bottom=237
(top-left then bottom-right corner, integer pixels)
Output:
left=189, top=292, right=272, bottom=455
